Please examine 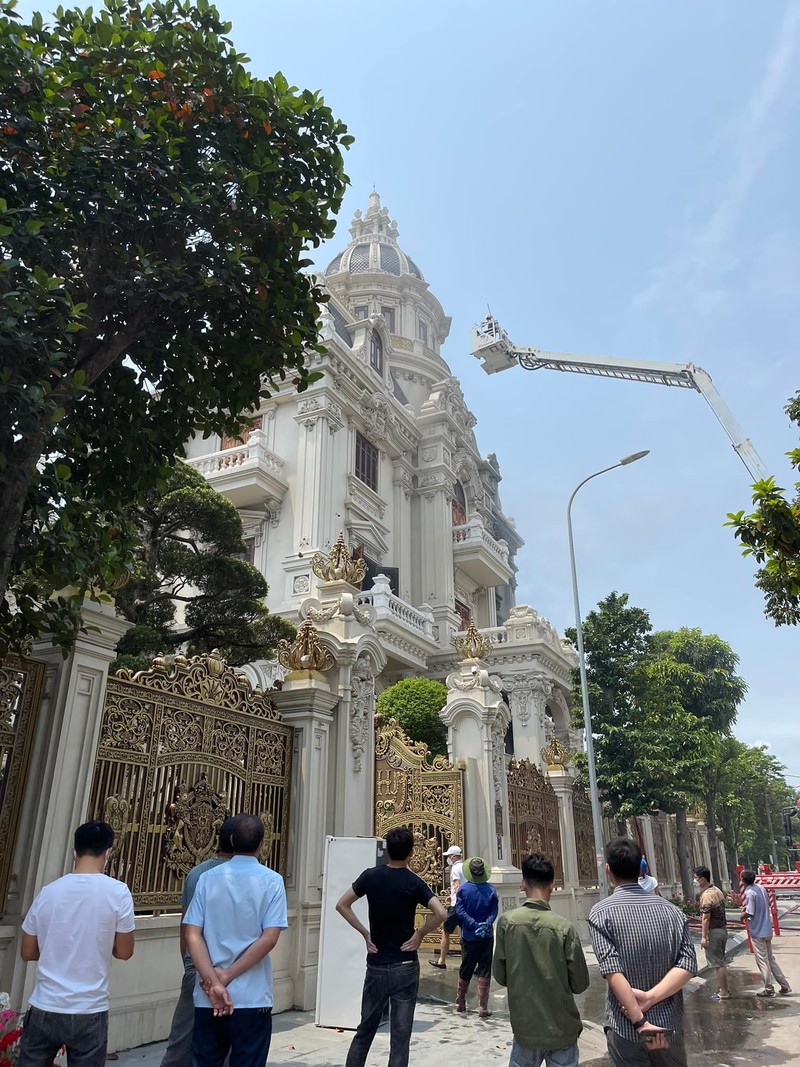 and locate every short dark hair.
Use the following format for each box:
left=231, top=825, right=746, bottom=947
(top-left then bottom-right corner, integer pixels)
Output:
left=218, top=817, right=236, bottom=853
left=74, top=821, right=114, bottom=857
left=385, top=827, right=414, bottom=861
left=605, top=837, right=642, bottom=881
left=521, top=853, right=554, bottom=887
left=229, top=813, right=264, bottom=855
left=741, top=869, right=756, bottom=886
left=693, top=866, right=711, bottom=883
